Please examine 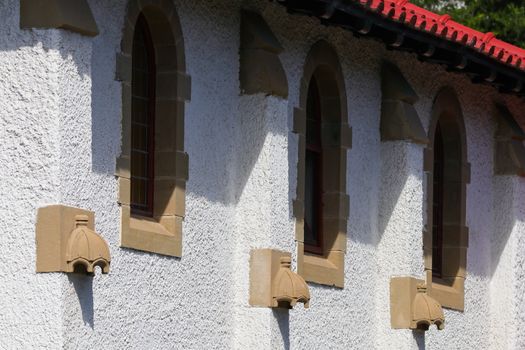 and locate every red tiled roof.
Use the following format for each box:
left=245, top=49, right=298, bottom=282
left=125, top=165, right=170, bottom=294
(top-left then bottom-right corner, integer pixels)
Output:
left=356, top=0, right=525, bottom=71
